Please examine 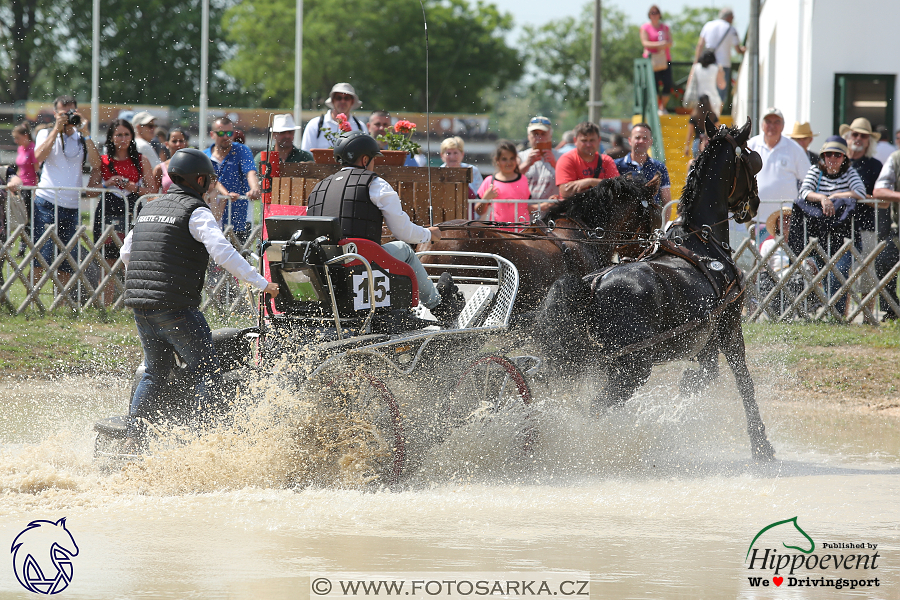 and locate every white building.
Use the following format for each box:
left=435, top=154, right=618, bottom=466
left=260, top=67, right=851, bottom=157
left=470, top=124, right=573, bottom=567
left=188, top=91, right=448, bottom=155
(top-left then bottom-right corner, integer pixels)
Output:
left=734, top=0, right=898, bottom=144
